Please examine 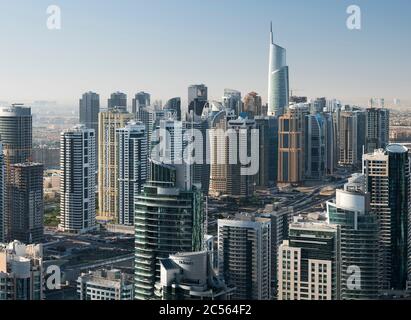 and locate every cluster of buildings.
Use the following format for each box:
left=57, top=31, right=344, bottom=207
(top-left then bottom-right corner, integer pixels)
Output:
left=0, top=26, right=408, bottom=301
